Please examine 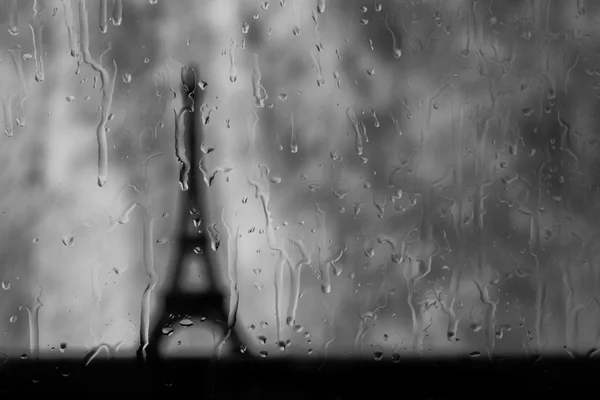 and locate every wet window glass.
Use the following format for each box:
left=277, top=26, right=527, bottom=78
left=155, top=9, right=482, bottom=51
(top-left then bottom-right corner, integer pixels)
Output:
left=1, top=0, right=600, bottom=368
